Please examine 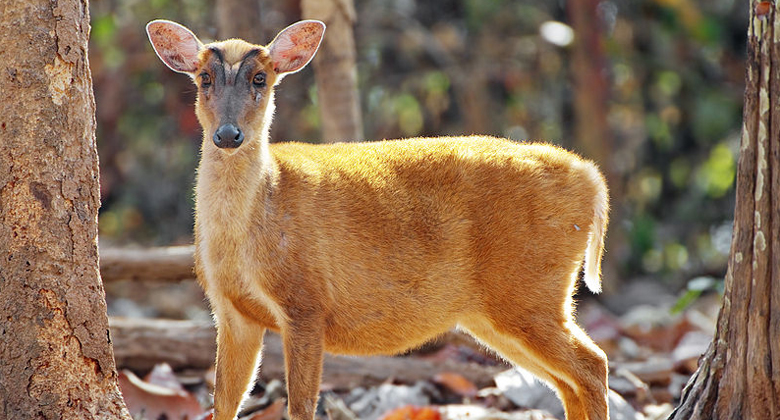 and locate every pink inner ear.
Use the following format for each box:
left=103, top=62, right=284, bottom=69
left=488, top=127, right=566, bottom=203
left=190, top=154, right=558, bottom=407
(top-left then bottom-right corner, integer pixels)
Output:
left=275, top=54, right=305, bottom=73
left=270, top=21, right=324, bottom=75
left=148, top=21, right=201, bottom=73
